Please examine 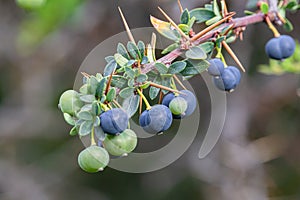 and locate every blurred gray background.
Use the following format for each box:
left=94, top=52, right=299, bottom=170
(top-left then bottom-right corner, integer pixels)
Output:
left=0, top=0, right=299, bottom=199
